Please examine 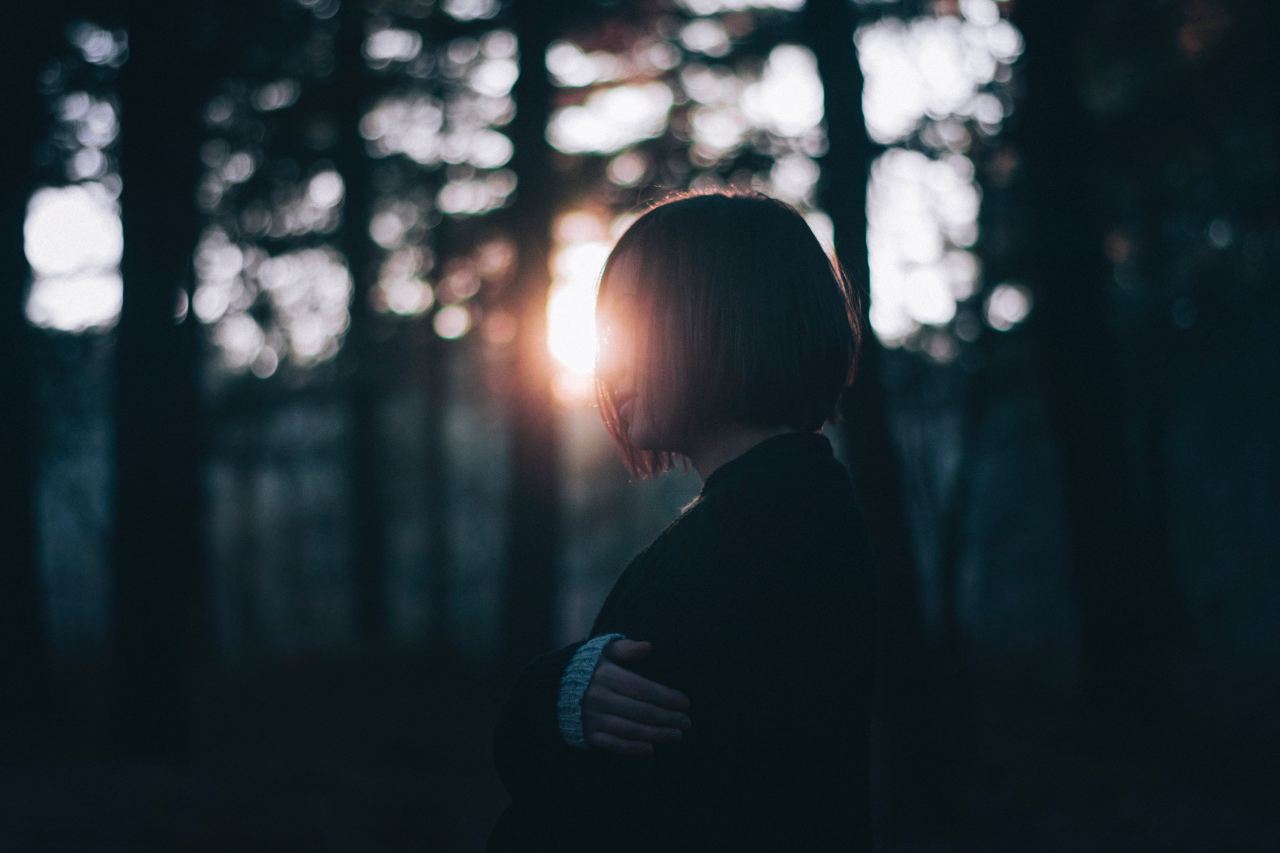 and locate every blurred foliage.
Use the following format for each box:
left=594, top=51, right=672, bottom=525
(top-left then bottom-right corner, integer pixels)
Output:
left=8, top=0, right=1278, bottom=847
left=15, top=0, right=1279, bottom=773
